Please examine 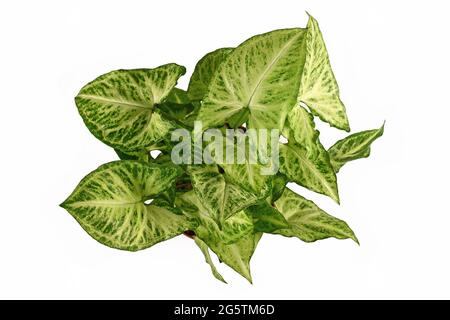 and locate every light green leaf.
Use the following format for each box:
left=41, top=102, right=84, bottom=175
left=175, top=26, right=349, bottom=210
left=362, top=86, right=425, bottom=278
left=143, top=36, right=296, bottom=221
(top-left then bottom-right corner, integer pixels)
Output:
left=198, top=28, right=307, bottom=130
left=208, top=232, right=262, bottom=283
left=328, top=123, right=385, bottom=172
left=245, top=202, right=289, bottom=233
left=60, top=160, right=191, bottom=251
left=187, top=165, right=259, bottom=226
left=286, top=105, right=319, bottom=154
left=175, top=190, right=253, bottom=245
left=194, top=236, right=227, bottom=283
left=203, top=132, right=273, bottom=197
left=188, top=48, right=233, bottom=101
left=279, top=141, right=339, bottom=203
left=273, top=188, right=358, bottom=243
left=75, top=64, right=186, bottom=151
left=298, top=15, right=350, bottom=131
